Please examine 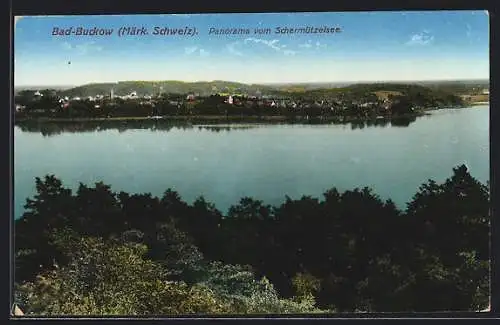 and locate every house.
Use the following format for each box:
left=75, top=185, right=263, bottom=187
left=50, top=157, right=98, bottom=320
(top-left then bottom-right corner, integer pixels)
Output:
left=482, top=89, right=489, bottom=95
